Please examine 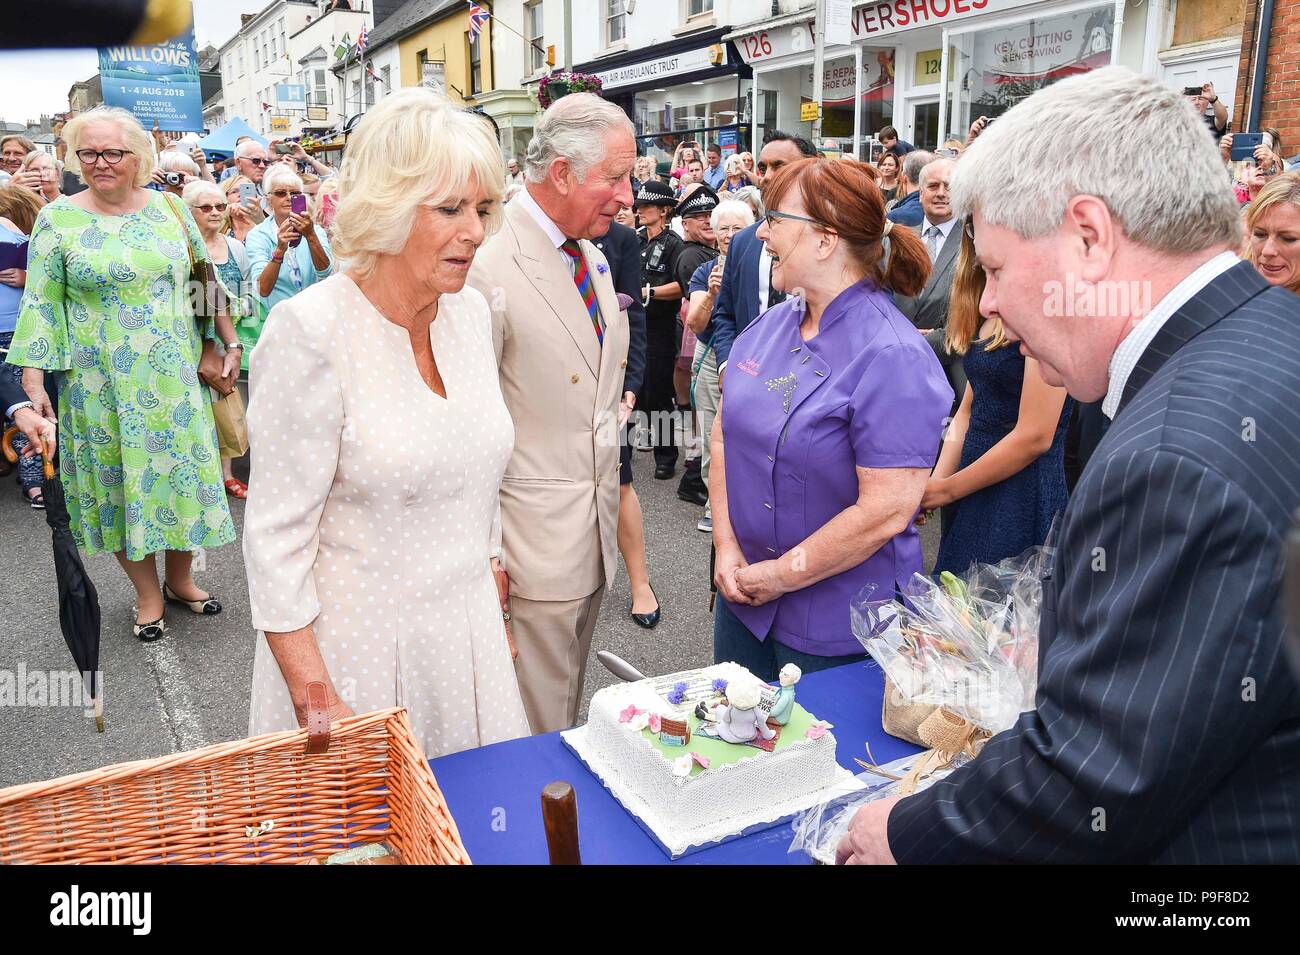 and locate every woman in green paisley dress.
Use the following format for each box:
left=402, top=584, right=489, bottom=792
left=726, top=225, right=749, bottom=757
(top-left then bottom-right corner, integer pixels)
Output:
left=6, top=106, right=242, bottom=642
